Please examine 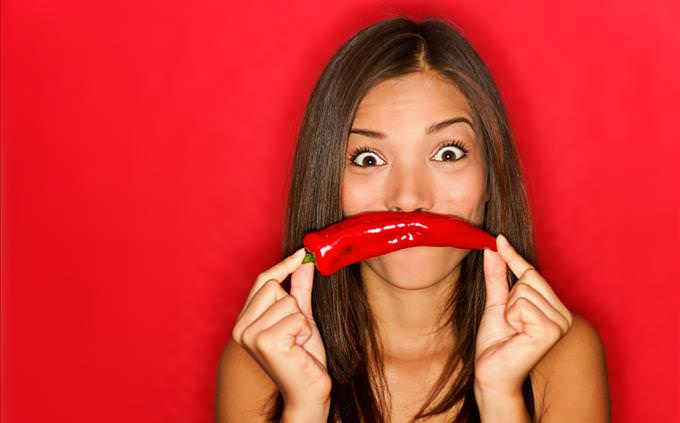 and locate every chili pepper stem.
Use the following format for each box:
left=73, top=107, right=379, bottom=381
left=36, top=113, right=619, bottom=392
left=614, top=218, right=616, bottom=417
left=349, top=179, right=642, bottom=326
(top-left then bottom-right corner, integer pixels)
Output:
left=302, top=251, right=315, bottom=264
